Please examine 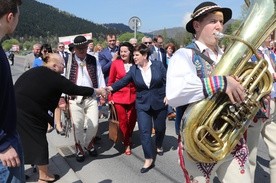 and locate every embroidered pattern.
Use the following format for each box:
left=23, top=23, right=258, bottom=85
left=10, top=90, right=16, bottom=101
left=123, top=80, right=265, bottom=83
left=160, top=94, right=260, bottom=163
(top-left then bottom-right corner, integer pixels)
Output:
left=196, top=162, right=216, bottom=182
left=69, top=54, right=98, bottom=88
left=231, top=138, right=248, bottom=174
left=187, top=43, right=213, bottom=79
left=202, top=76, right=226, bottom=97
